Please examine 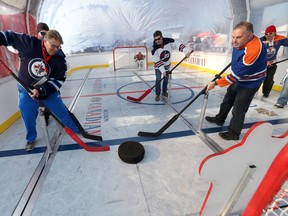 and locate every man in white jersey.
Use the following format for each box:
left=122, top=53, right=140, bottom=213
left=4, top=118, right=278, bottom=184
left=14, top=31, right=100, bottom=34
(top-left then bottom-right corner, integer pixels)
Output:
left=152, top=30, right=191, bottom=101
